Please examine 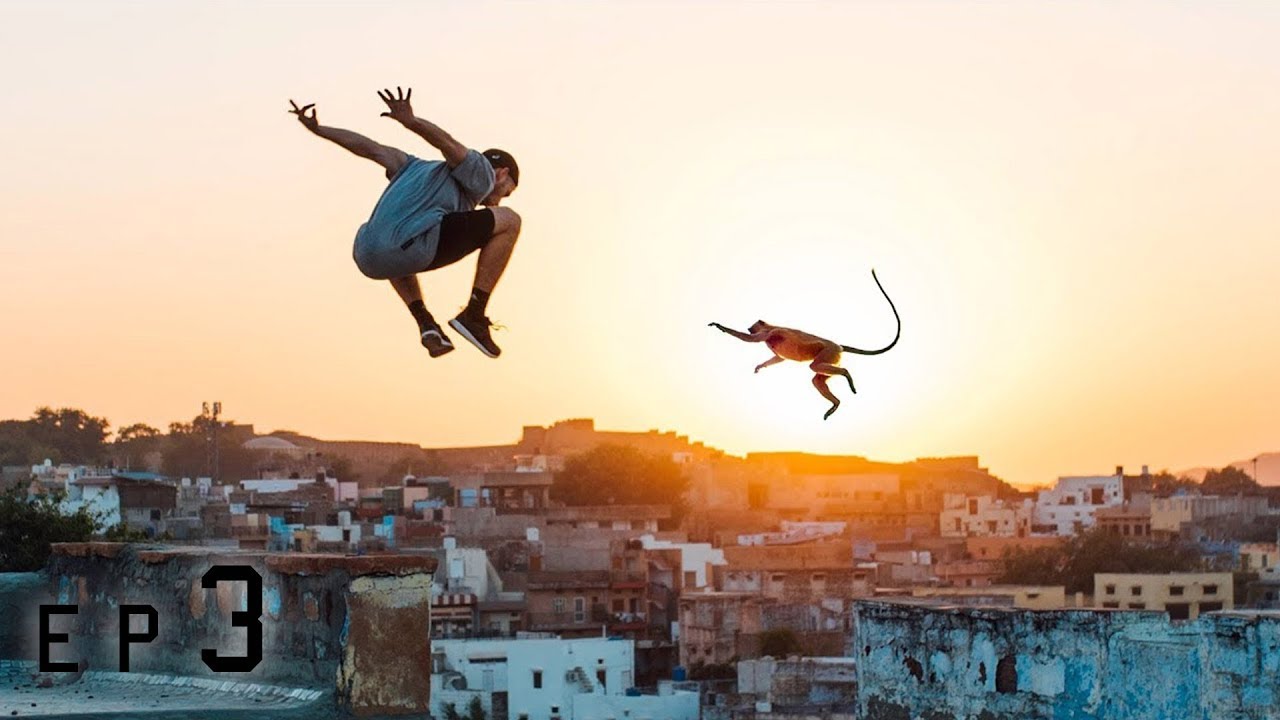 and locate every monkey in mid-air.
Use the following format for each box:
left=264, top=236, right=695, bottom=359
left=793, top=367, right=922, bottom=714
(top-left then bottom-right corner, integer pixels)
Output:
left=709, top=269, right=900, bottom=420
